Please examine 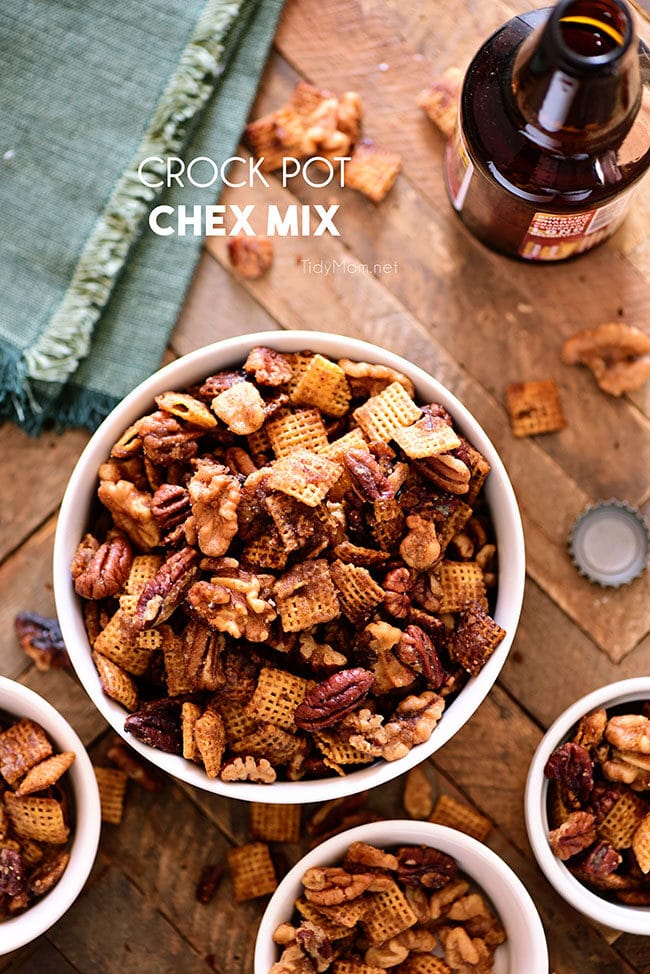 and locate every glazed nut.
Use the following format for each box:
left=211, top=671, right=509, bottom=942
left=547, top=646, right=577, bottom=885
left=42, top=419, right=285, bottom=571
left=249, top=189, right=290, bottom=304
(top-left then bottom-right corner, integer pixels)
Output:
left=227, top=235, right=274, bottom=279
left=14, top=613, right=70, bottom=672
left=417, top=453, right=471, bottom=494
left=187, top=460, right=241, bottom=557
left=543, top=742, right=594, bottom=806
left=399, top=515, right=441, bottom=570
left=396, top=625, right=445, bottom=689
left=605, top=714, right=650, bottom=754
left=72, top=533, right=133, bottom=600
left=244, top=346, right=293, bottom=386
left=364, top=940, right=409, bottom=968
left=135, top=546, right=200, bottom=630
left=294, top=668, right=374, bottom=732
left=342, top=449, right=394, bottom=501
left=382, top=567, right=412, bottom=618
left=302, top=866, right=373, bottom=905
left=151, top=484, right=192, bottom=533
left=397, top=845, right=457, bottom=889
left=548, top=811, right=597, bottom=860
left=402, top=765, right=434, bottom=820
left=562, top=322, right=650, bottom=396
